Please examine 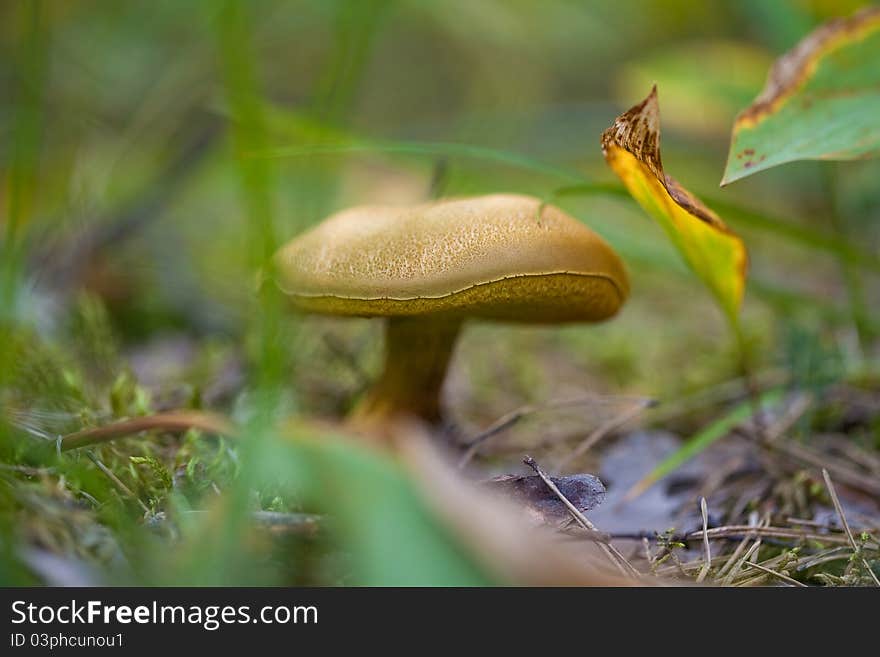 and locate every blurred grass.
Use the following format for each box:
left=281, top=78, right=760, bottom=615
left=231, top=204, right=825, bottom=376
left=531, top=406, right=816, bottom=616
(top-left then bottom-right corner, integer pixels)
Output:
left=1, top=0, right=879, bottom=586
